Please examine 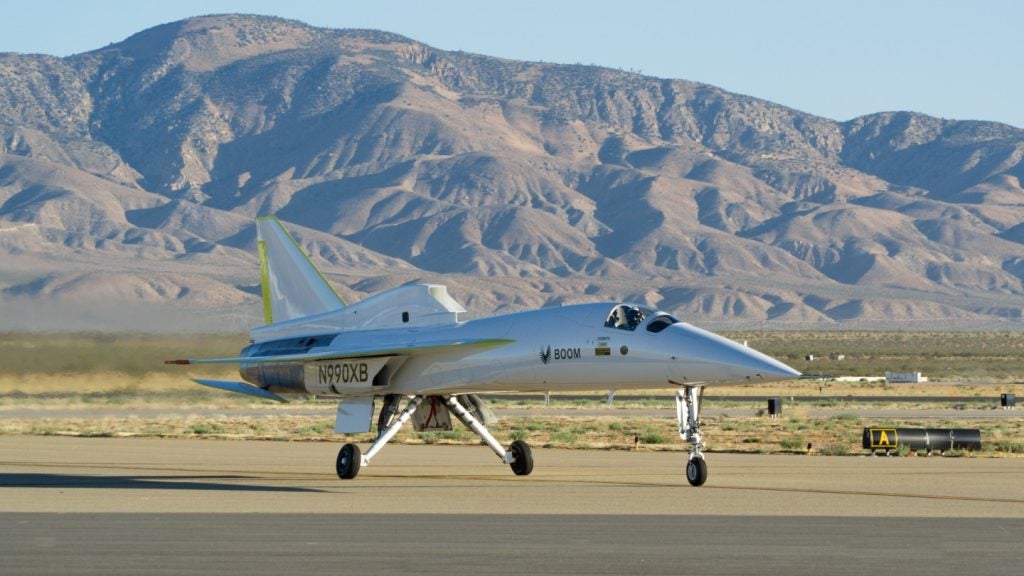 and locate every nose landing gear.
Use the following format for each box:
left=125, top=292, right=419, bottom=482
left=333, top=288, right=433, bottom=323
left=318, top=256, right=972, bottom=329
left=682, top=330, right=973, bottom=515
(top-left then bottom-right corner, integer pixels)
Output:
left=685, top=457, right=707, bottom=486
left=676, top=386, right=707, bottom=487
